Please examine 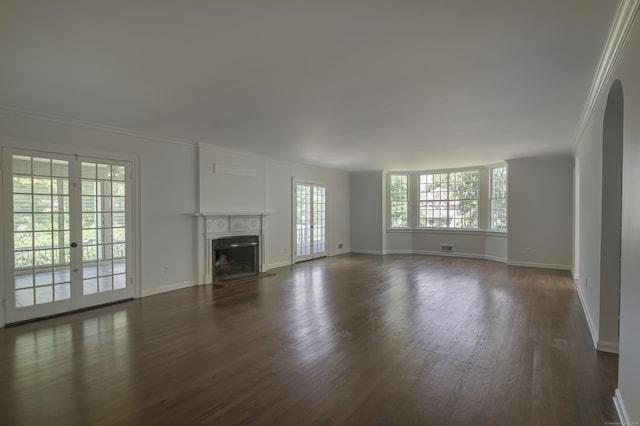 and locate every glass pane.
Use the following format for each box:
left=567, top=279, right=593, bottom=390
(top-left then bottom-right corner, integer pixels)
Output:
left=12, top=155, right=31, bottom=174
left=113, top=213, right=125, bottom=227
left=35, top=286, right=54, bottom=304
left=113, top=243, right=126, bottom=258
left=82, top=213, right=97, bottom=228
left=112, top=182, right=125, bottom=196
left=97, top=164, right=111, bottom=180
left=15, top=273, right=33, bottom=289
left=34, top=231, right=52, bottom=248
left=33, top=214, right=52, bottom=231
left=33, top=195, right=52, bottom=212
left=113, top=228, right=126, bottom=241
left=99, top=276, right=113, bottom=292
left=112, top=165, right=125, bottom=181
left=82, top=180, right=96, bottom=195
left=82, top=162, right=96, bottom=179
left=113, top=274, right=126, bottom=289
left=112, top=196, right=124, bottom=212
left=33, top=178, right=52, bottom=194
left=15, top=251, right=33, bottom=268
left=34, top=249, right=53, bottom=266
left=55, top=284, right=71, bottom=301
left=13, top=176, right=32, bottom=193
left=13, top=194, right=32, bottom=212
left=14, top=213, right=33, bottom=232
left=15, top=288, right=34, bottom=307
left=82, top=196, right=96, bottom=212
left=83, top=279, right=98, bottom=295
left=32, top=158, right=51, bottom=176
left=52, top=160, right=68, bottom=177
left=35, top=270, right=54, bottom=286
left=14, top=232, right=33, bottom=250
